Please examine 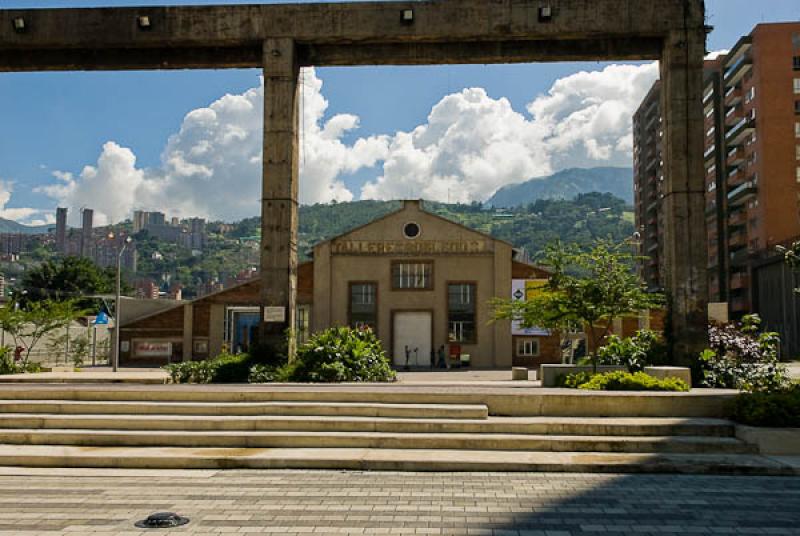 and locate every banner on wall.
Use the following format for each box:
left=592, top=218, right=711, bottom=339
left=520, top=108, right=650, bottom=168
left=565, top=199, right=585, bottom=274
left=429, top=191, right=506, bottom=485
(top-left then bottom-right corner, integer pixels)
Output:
left=511, top=279, right=551, bottom=336
left=133, top=341, right=172, bottom=358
